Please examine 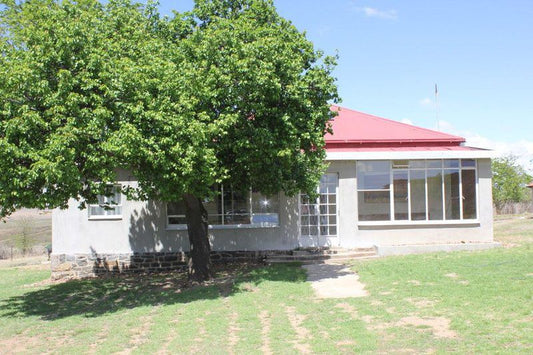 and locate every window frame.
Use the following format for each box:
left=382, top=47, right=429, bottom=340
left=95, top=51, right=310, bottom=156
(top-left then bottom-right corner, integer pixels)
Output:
left=166, top=188, right=280, bottom=230
left=88, top=184, right=123, bottom=220
left=357, top=159, right=479, bottom=226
